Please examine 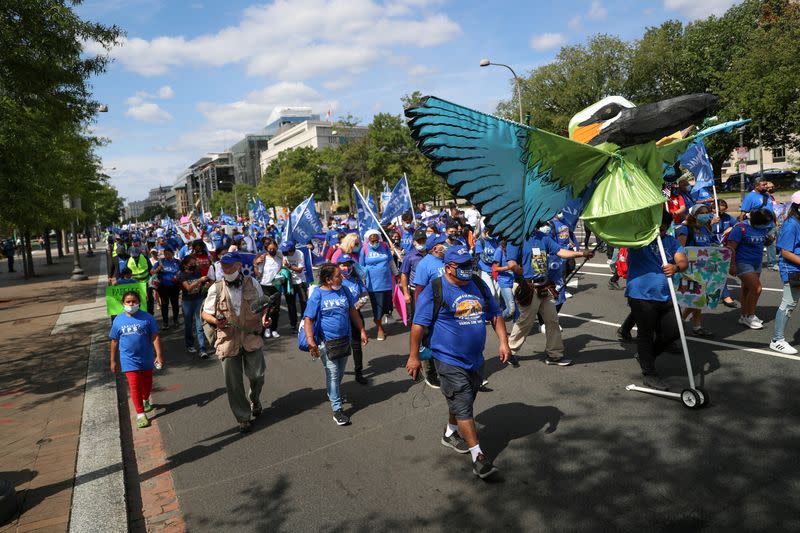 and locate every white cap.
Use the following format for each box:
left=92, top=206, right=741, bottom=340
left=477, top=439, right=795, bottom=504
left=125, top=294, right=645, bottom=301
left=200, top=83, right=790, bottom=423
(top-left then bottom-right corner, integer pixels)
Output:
left=792, top=191, right=800, bottom=205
